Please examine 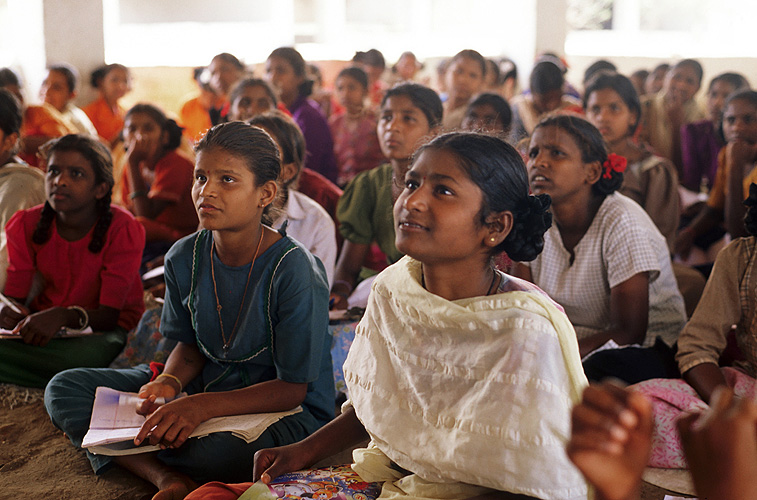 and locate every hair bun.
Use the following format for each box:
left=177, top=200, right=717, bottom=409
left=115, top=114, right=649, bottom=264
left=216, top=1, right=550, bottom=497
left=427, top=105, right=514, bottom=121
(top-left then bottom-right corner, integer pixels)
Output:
left=502, top=193, right=553, bottom=262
